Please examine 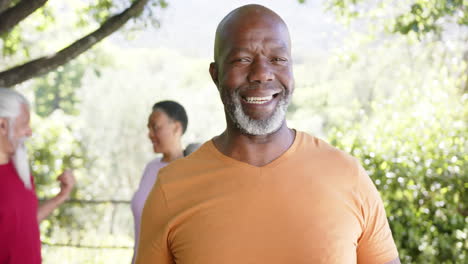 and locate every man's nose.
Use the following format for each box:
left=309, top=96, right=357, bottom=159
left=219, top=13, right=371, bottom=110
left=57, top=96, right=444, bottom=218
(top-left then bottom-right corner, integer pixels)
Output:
left=247, top=59, right=274, bottom=83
